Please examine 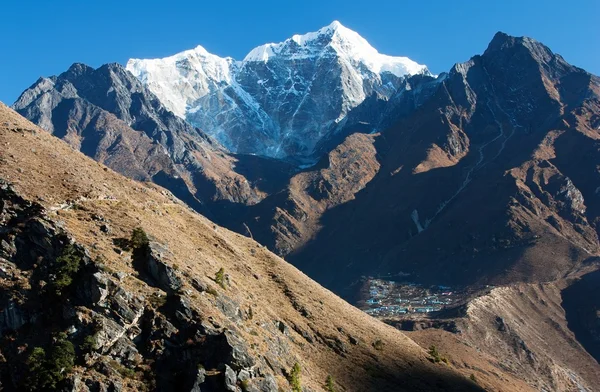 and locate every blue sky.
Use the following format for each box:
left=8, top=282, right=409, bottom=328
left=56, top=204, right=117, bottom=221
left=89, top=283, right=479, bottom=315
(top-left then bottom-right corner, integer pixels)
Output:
left=1, top=0, right=598, bottom=104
